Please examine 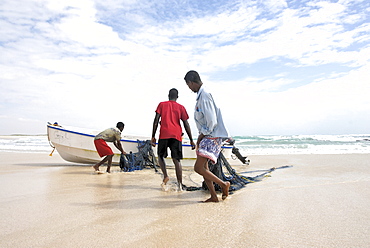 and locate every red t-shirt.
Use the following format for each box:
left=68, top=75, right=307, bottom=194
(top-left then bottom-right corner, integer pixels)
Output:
left=155, top=101, right=189, bottom=141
